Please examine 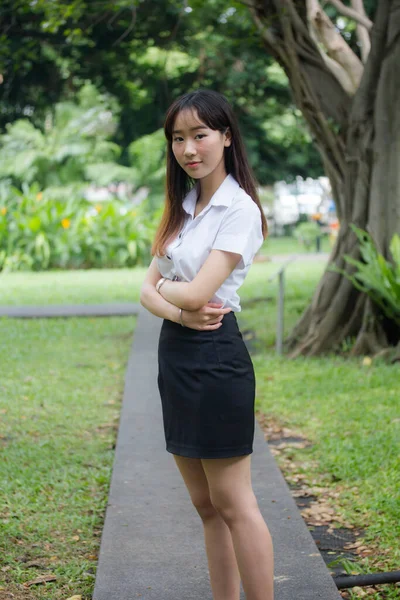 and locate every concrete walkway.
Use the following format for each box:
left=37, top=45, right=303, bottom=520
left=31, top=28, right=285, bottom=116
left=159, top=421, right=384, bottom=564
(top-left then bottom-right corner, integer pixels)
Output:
left=0, top=303, right=140, bottom=318
left=92, top=307, right=341, bottom=600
